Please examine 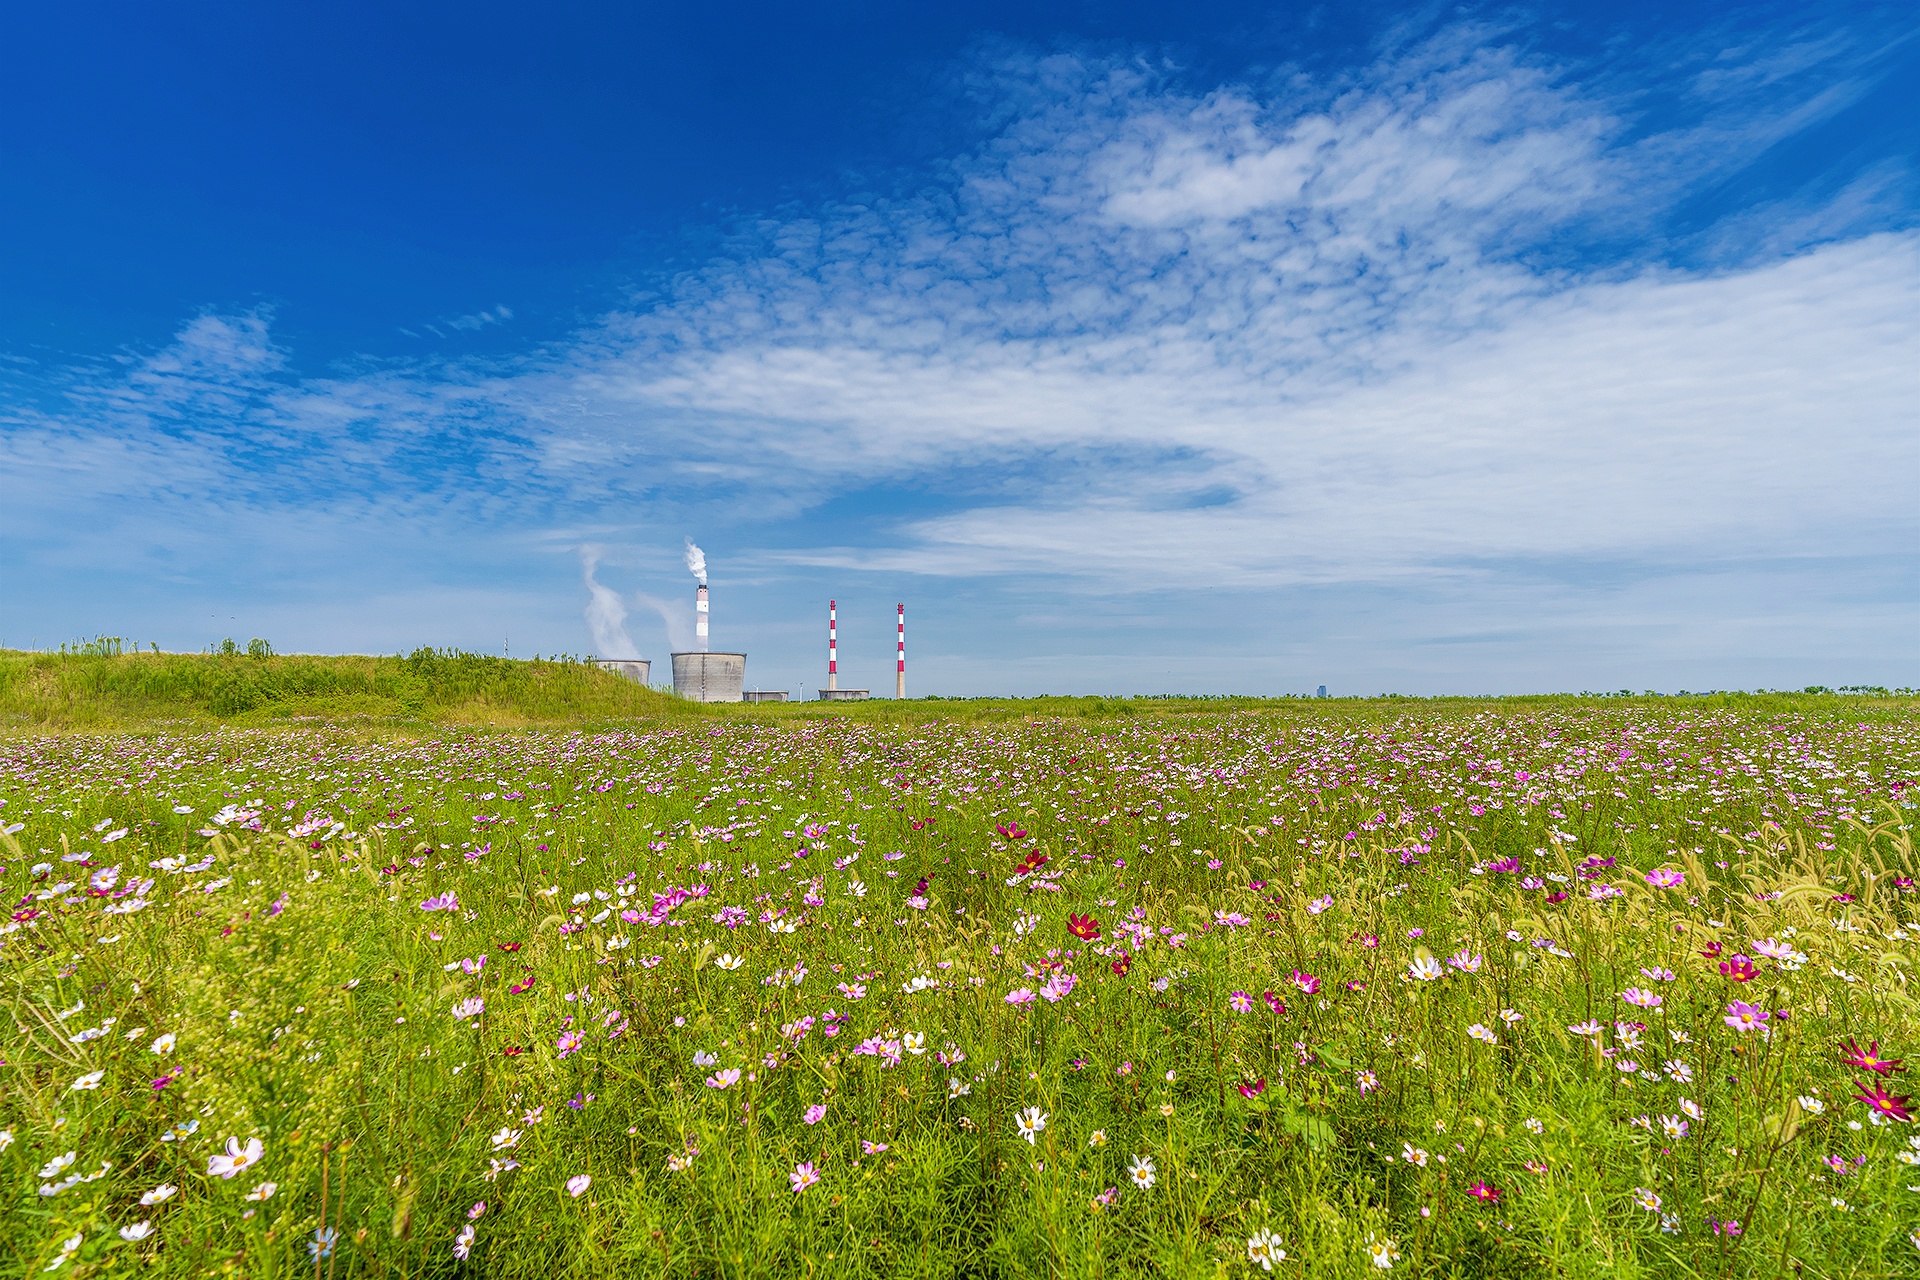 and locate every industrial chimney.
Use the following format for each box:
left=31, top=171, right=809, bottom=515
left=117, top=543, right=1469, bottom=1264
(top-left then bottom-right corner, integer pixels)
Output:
left=827, top=599, right=838, bottom=691
left=695, top=583, right=710, bottom=652
left=895, top=603, right=905, bottom=699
